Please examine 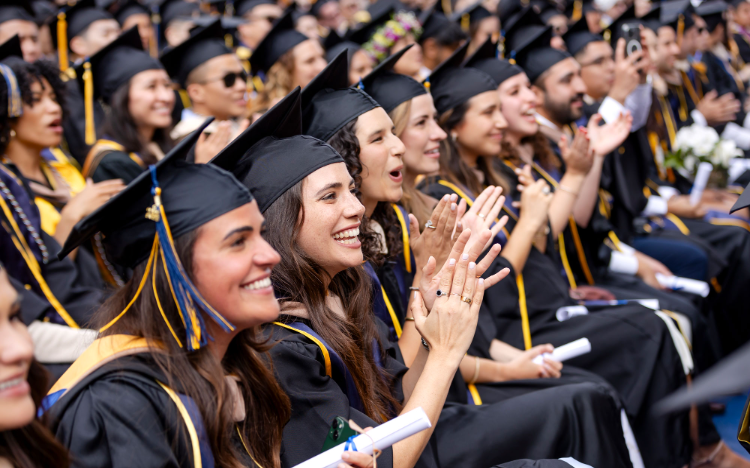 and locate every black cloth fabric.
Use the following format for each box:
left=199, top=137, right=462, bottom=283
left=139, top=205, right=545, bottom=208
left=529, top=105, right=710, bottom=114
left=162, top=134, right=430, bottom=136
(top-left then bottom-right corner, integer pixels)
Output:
left=90, top=150, right=146, bottom=184
left=62, top=79, right=105, bottom=165
left=419, top=175, right=692, bottom=468
left=49, top=353, right=250, bottom=468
